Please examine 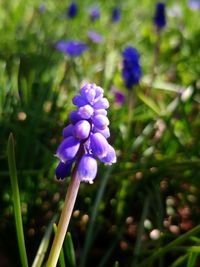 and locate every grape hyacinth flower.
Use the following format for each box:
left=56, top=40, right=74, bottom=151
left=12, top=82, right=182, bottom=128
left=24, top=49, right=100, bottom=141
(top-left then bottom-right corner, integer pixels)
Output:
left=87, top=30, right=103, bottom=43
left=55, top=40, right=88, bottom=57
left=153, top=2, right=166, bottom=29
left=55, top=83, right=116, bottom=183
left=47, top=84, right=116, bottom=266
left=111, top=87, right=125, bottom=106
left=111, top=7, right=121, bottom=23
left=89, top=7, right=100, bottom=22
left=67, top=2, right=78, bottom=18
left=122, top=47, right=142, bottom=90
left=188, top=0, right=200, bottom=9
